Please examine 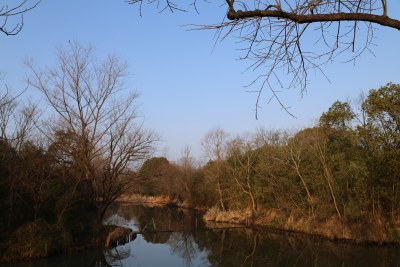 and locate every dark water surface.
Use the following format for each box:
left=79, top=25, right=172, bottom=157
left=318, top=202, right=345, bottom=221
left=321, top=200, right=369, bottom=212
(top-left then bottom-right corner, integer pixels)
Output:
left=6, top=203, right=400, bottom=267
